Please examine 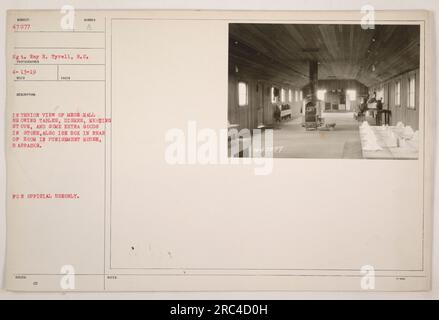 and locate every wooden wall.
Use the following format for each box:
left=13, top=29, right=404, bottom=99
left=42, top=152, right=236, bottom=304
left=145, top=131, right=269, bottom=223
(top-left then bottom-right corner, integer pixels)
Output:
left=369, top=68, right=420, bottom=130
left=228, top=73, right=304, bottom=130
left=302, top=79, right=369, bottom=111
